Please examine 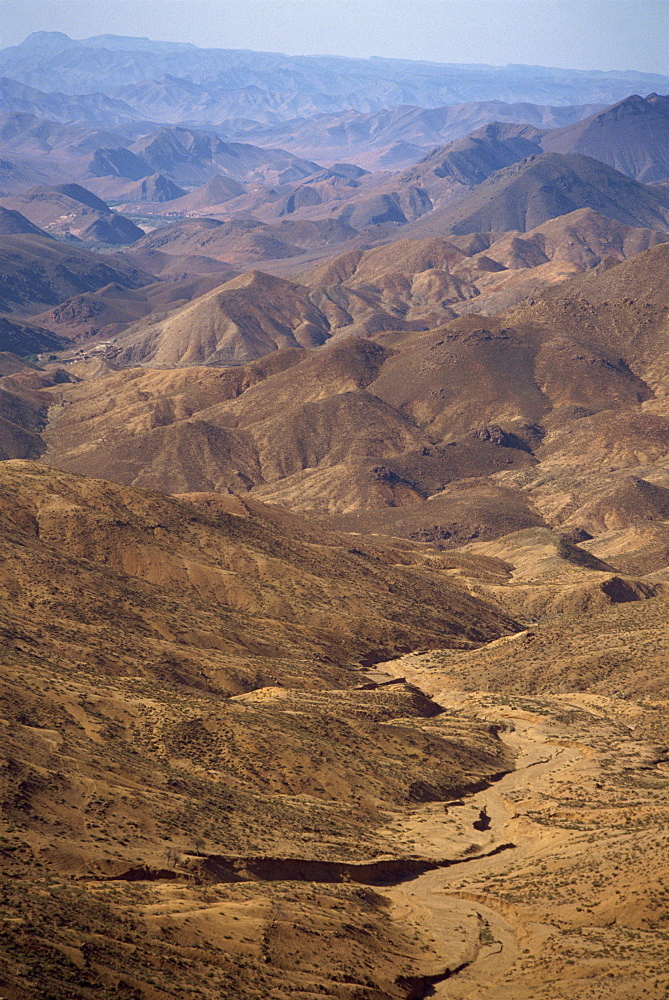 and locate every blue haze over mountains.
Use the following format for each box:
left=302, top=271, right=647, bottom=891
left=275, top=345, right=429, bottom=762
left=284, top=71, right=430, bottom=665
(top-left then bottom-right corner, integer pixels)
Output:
left=1, top=31, right=668, bottom=124
left=0, top=29, right=668, bottom=236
